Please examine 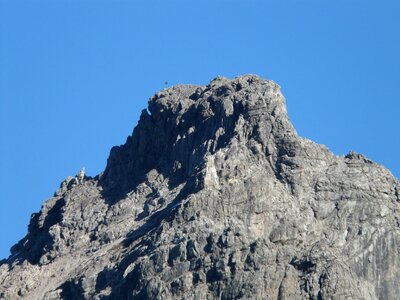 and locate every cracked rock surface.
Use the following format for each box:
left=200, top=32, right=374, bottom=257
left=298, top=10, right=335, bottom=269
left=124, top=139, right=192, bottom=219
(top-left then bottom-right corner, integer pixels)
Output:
left=1, top=75, right=399, bottom=299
